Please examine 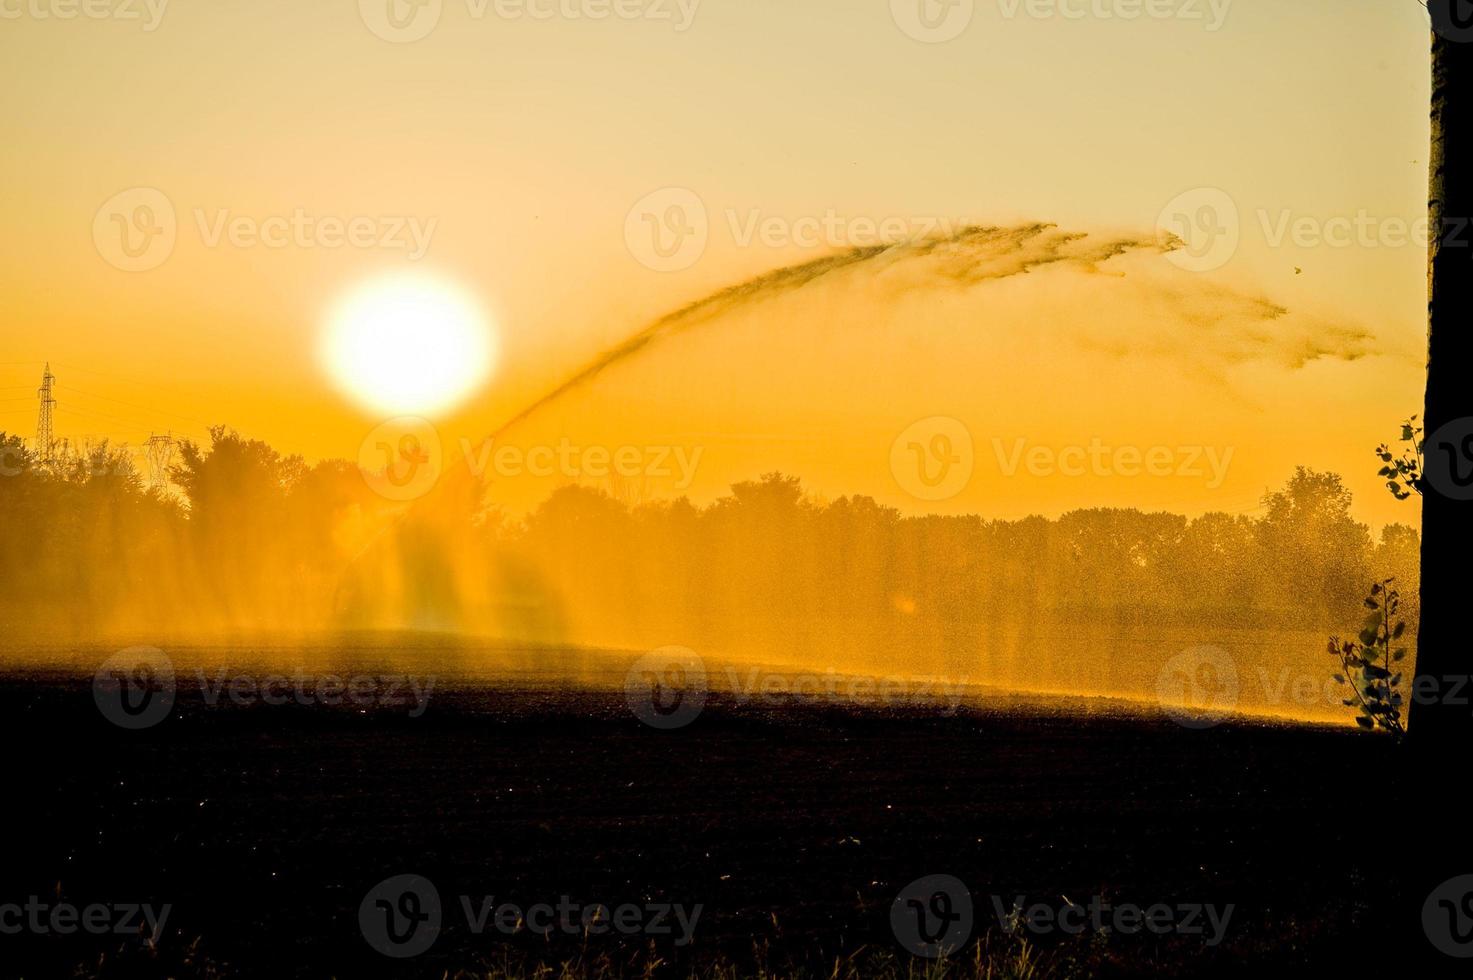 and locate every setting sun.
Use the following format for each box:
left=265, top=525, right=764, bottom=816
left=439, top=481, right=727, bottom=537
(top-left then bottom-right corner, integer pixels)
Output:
left=322, top=274, right=495, bottom=418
